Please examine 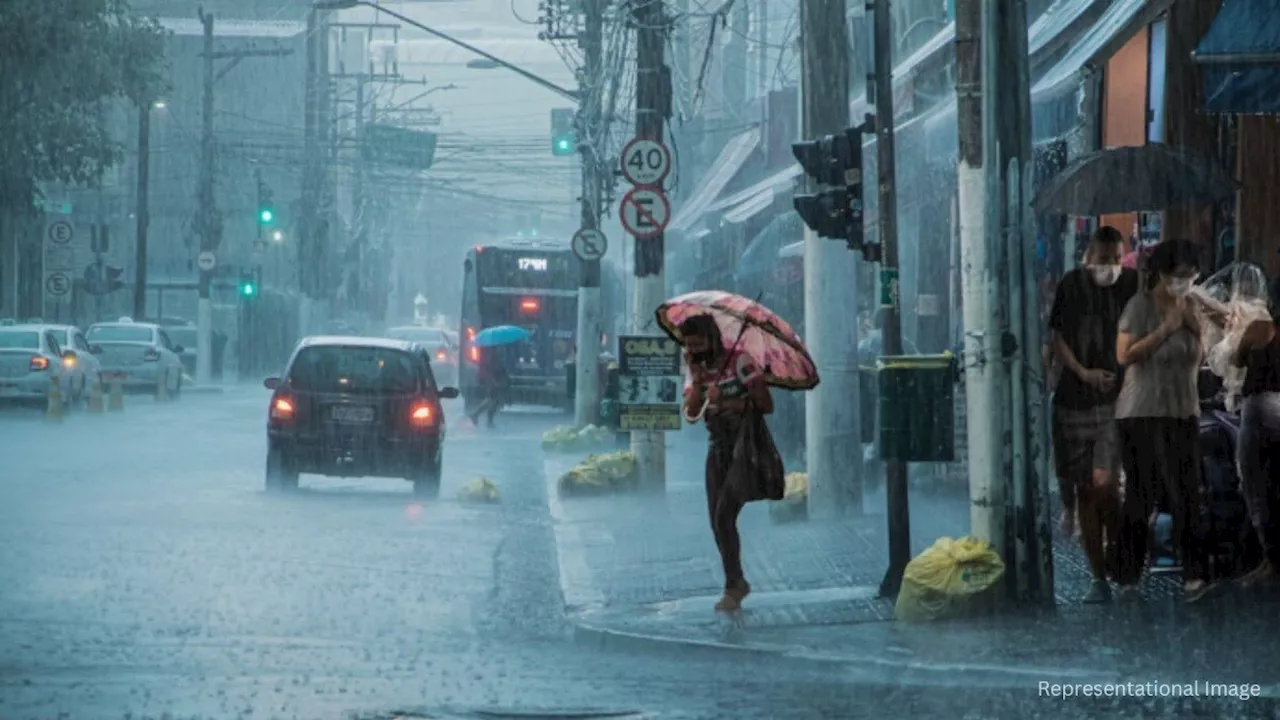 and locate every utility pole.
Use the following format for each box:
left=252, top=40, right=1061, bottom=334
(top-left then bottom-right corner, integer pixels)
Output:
left=300, top=9, right=324, bottom=337
left=573, top=0, right=605, bottom=428
left=954, top=0, right=1002, bottom=556
left=630, top=0, right=671, bottom=493
left=195, top=9, right=219, bottom=386
left=756, top=0, right=768, bottom=95
left=799, top=0, right=861, bottom=517
left=353, top=74, right=367, bottom=315
left=871, top=0, right=911, bottom=598
left=133, top=101, right=152, bottom=320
